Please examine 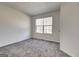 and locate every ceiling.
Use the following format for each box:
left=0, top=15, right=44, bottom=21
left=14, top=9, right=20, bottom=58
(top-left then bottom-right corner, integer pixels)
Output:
left=0, top=2, right=61, bottom=16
